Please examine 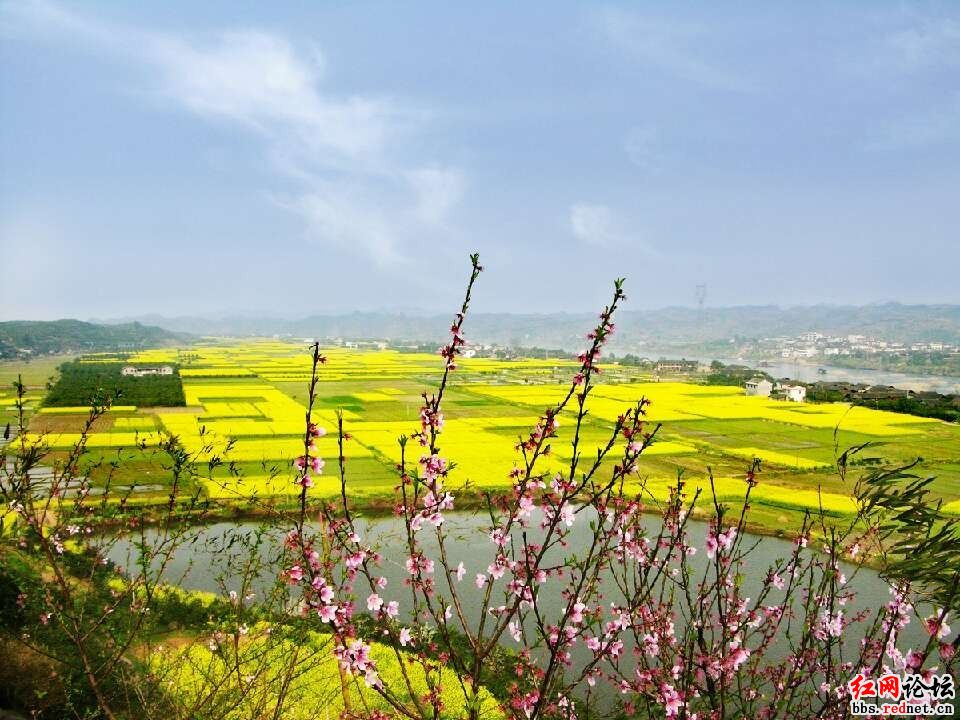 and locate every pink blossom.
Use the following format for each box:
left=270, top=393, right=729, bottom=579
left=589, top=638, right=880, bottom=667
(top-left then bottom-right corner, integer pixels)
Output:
left=705, top=533, right=719, bottom=559
left=515, top=494, right=536, bottom=520
left=385, top=601, right=399, bottom=618
left=924, top=612, right=951, bottom=640
left=367, top=593, right=383, bottom=612
left=404, top=554, right=434, bottom=575
left=455, top=561, right=466, bottom=582
left=286, top=565, right=304, bottom=584
left=718, top=527, right=737, bottom=550
left=345, top=551, right=367, bottom=570
left=905, top=649, right=924, bottom=670
left=419, top=453, right=448, bottom=481
left=476, top=573, right=488, bottom=589
left=728, top=642, right=750, bottom=671
left=514, top=690, right=540, bottom=719
left=660, top=683, right=683, bottom=718
left=643, top=633, right=659, bottom=657
left=337, top=638, right=375, bottom=680
left=294, top=455, right=325, bottom=474
left=816, top=609, right=844, bottom=639
left=399, top=627, right=412, bottom=647
left=488, top=557, right=507, bottom=579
